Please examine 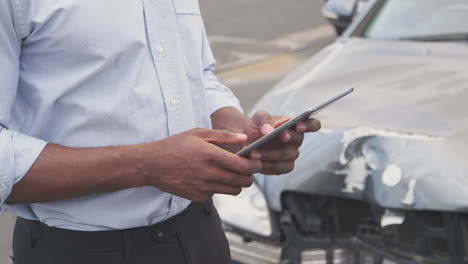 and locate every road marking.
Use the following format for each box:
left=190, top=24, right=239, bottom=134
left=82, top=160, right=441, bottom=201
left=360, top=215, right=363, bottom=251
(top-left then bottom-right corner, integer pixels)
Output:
left=217, top=54, right=299, bottom=87
left=208, top=35, right=263, bottom=45
left=216, top=52, right=274, bottom=72
left=267, top=24, right=336, bottom=51
left=210, top=24, right=335, bottom=52
left=211, top=24, right=335, bottom=72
